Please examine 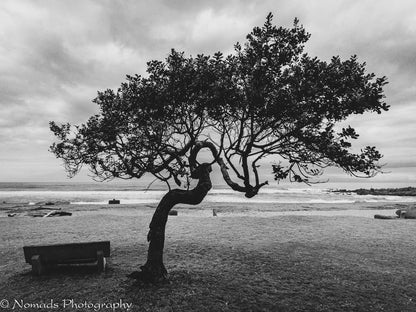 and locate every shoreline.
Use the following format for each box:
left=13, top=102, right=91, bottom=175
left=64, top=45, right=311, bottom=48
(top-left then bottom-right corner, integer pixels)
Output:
left=1, top=201, right=414, bottom=219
